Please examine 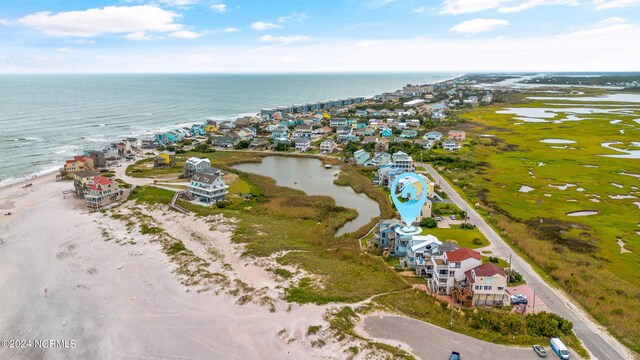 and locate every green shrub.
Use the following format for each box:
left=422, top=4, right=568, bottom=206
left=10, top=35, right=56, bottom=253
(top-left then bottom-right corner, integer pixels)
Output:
left=420, top=217, right=437, bottom=228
